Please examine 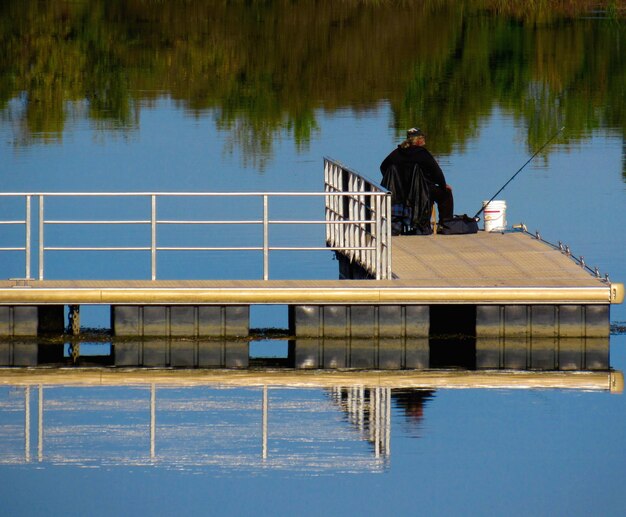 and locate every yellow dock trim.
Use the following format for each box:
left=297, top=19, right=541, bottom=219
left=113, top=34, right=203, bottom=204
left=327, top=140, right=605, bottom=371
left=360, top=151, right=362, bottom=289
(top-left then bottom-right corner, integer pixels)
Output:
left=0, top=368, right=622, bottom=392
left=0, top=282, right=614, bottom=305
